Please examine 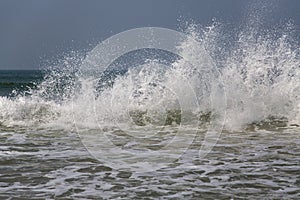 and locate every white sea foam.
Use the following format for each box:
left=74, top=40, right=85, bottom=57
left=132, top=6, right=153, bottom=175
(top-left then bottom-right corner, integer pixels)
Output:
left=0, top=22, right=299, bottom=131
